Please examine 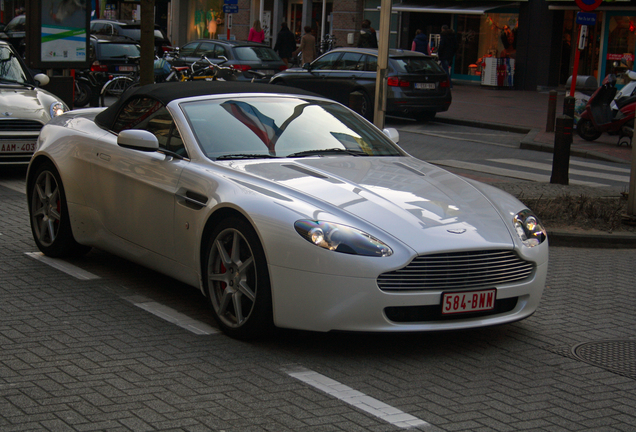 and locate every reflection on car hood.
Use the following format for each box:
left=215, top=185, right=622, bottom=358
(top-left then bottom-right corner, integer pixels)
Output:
left=0, top=86, right=57, bottom=123
left=226, top=157, right=515, bottom=252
